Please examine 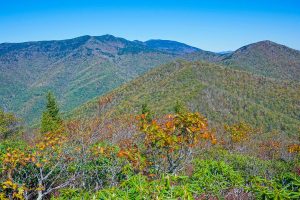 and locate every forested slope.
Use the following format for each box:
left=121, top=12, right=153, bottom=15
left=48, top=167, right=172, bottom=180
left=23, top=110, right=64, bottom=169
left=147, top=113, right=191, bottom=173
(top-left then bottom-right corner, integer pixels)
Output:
left=73, top=60, right=300, bottom=134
